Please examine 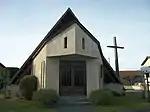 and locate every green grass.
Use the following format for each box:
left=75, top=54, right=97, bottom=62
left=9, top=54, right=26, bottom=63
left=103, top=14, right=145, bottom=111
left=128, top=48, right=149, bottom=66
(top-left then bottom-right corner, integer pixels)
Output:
left=0, top=95, right=56, bottom=112
left=97, top=93, right=150, bottom=112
